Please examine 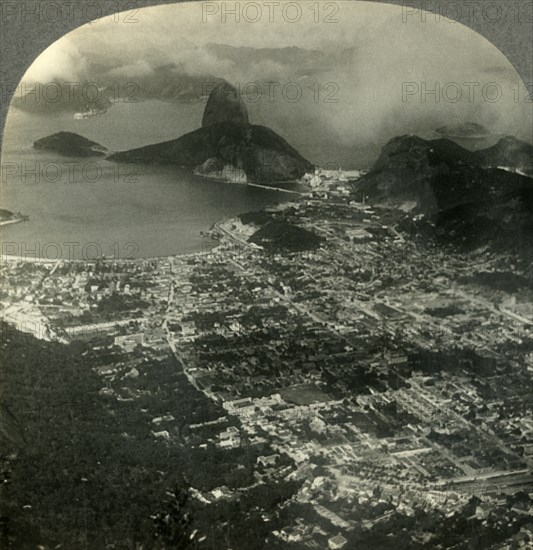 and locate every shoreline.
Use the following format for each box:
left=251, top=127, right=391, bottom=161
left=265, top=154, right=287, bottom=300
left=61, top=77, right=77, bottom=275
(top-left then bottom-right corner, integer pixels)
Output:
left=0, top=217, right=28, bottom=227
left=0, top=228, right=230, bottom=264
left=0, top=248, right=216, bottom=264
left=0, top=166, right=309, bottom=265
left=0, top=187, right=307, bottom=264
